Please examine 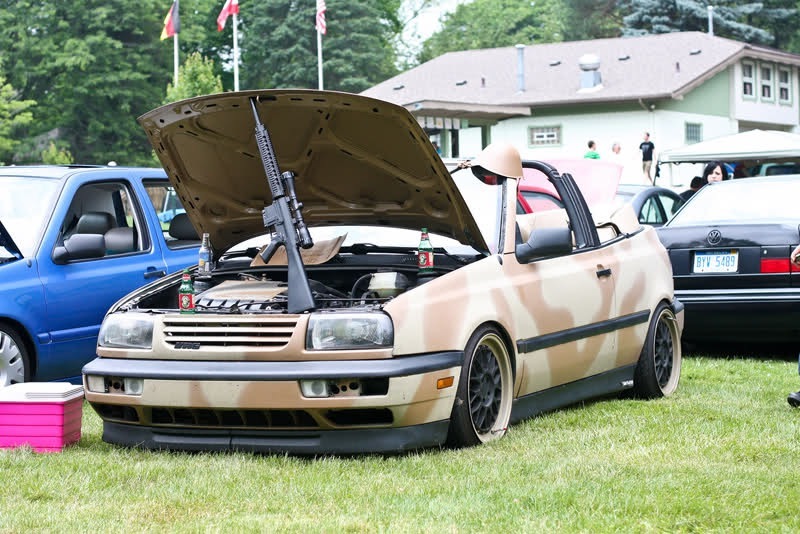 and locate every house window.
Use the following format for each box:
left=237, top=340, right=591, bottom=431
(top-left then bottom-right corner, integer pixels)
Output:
left=685, top=122, right=702, bottom=144
left=742, top=62, right=755, bottom=98
left=529, top=125, right=561, bottom=146
left=761, top=64, right=774, bottom=101
left=778, top=67, right=792, bottom=104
